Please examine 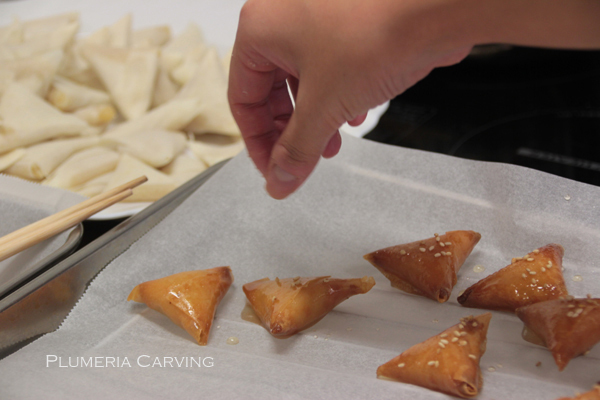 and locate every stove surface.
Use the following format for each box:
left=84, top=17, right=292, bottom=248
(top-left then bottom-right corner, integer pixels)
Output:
left=366, top=46, right=600, bottom=186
